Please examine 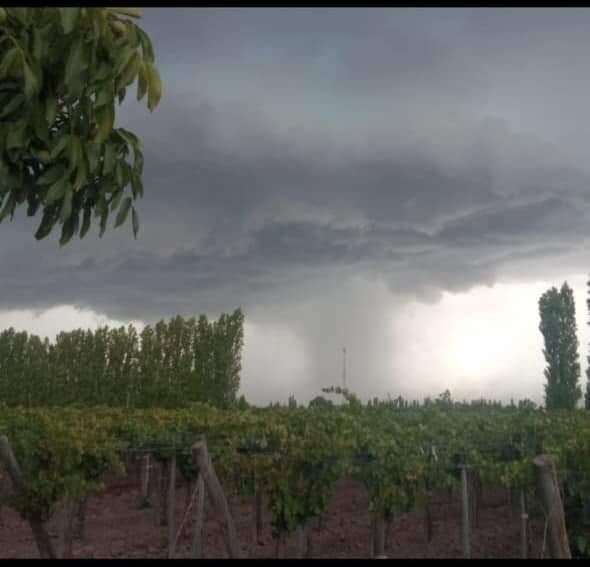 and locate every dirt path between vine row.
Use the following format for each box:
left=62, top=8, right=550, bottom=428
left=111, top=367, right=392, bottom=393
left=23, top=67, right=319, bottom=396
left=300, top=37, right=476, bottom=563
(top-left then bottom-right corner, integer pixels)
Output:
left=0, top=476, right=547, bottom=558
